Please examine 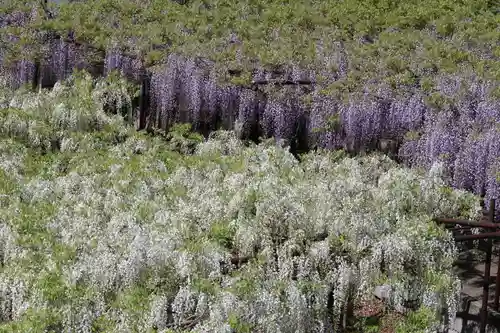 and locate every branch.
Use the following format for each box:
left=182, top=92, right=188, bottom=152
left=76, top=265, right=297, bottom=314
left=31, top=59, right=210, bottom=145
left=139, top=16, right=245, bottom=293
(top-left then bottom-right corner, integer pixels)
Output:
left=219, top=232, right=329, bottom=275
left=165, top=311, right=208, bottom=330
left=40, top=0, right=54, bottom=20
left=251, top=79, right=313, bottom=86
